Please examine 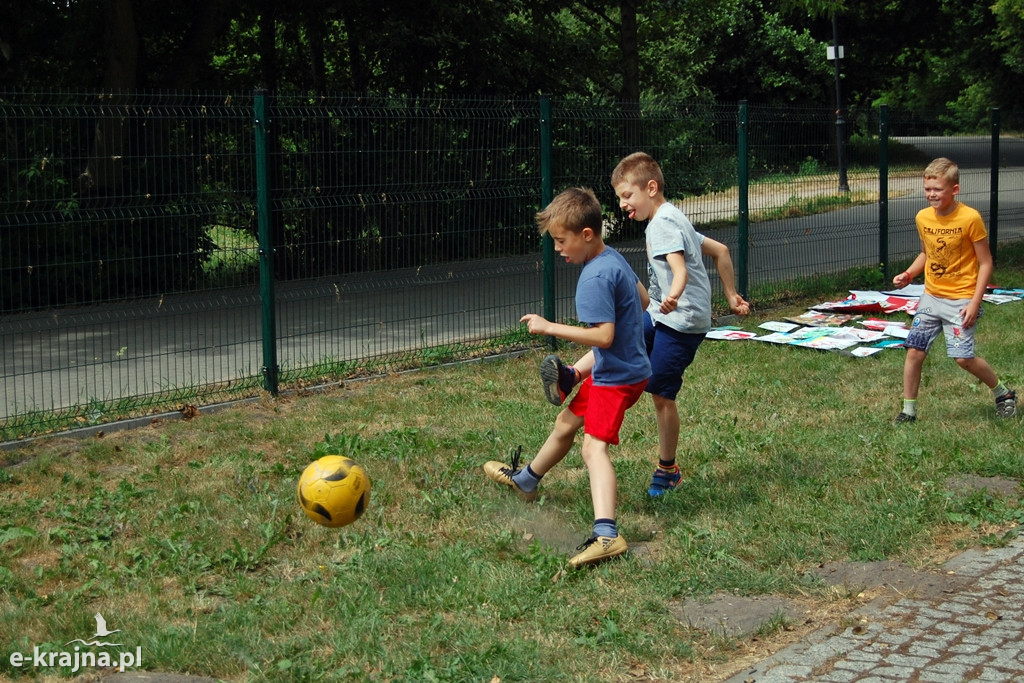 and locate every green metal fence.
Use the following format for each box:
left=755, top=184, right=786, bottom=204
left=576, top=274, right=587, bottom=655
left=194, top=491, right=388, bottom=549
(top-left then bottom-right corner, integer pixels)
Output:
left=2, top=91, right=1022, bottom=440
